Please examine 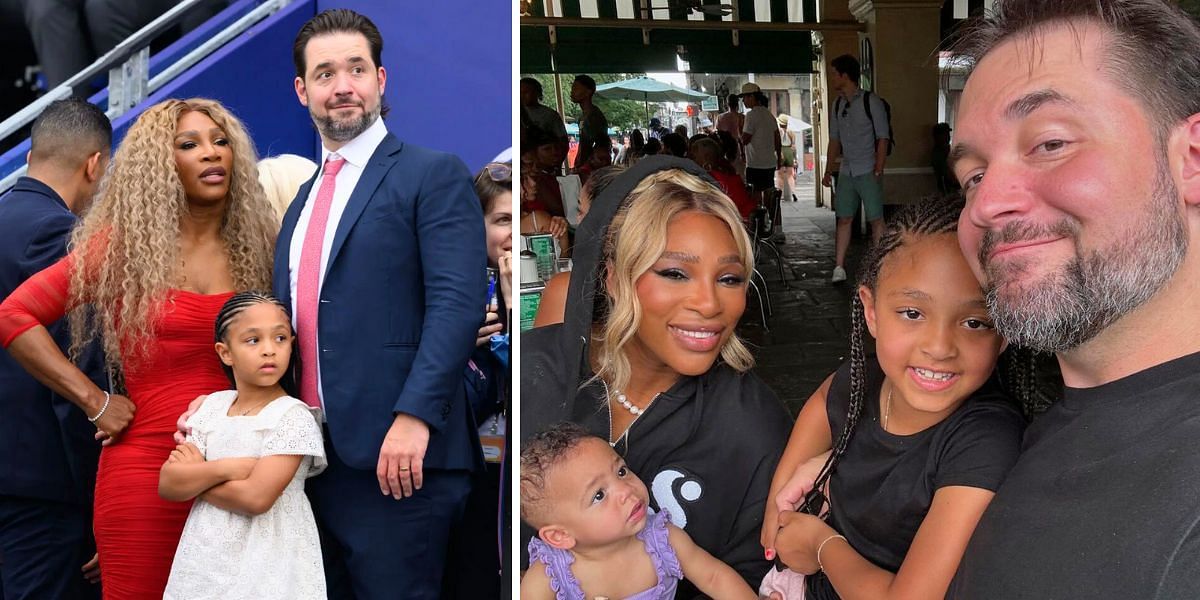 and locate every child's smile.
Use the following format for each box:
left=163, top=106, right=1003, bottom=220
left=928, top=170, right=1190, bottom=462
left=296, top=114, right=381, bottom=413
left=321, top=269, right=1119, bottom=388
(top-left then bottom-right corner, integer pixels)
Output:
left=860, top=233, right=1006, bottom=433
